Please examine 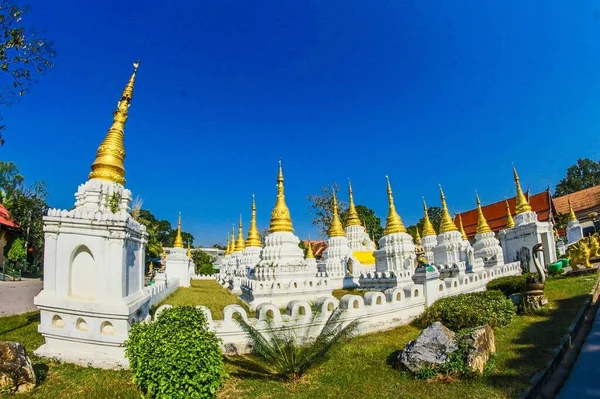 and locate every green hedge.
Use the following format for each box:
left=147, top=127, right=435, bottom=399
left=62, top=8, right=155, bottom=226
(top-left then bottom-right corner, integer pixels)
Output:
left=418, top=290, right=516, bottom=331
left=486, top=275, right=528, bottom=297
left=125, top=306, right=227, bottom=399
